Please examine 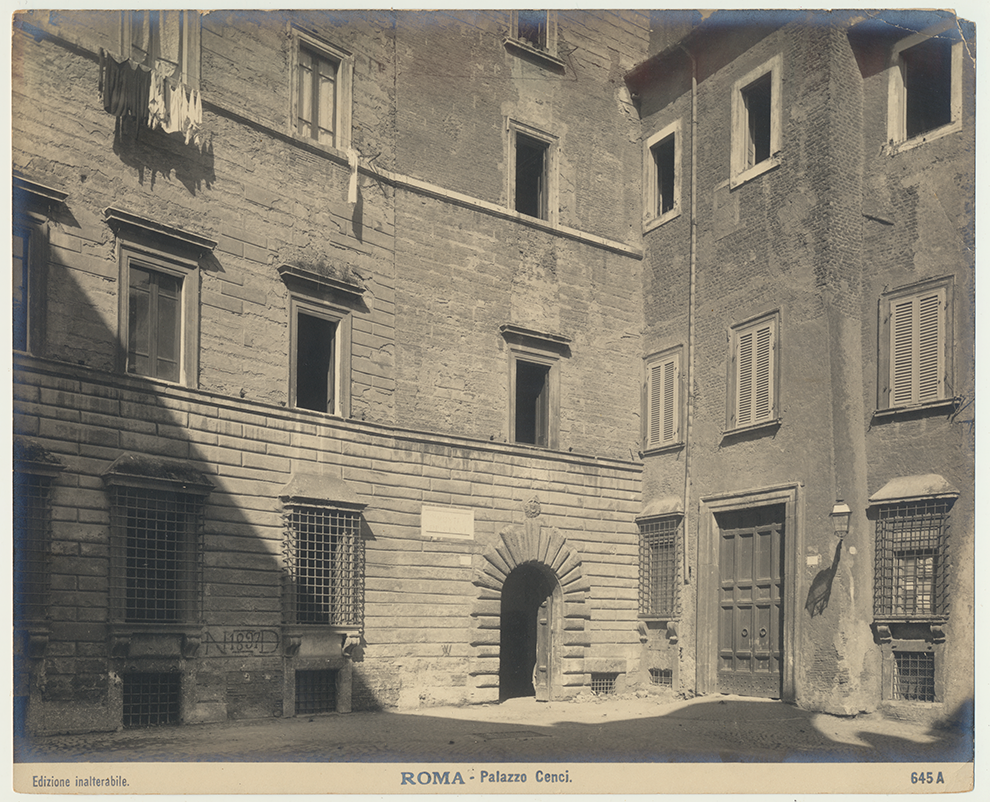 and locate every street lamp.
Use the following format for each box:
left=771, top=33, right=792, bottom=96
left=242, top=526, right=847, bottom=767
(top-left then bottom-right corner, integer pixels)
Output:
left=830, top=499, right=851, bottom=539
